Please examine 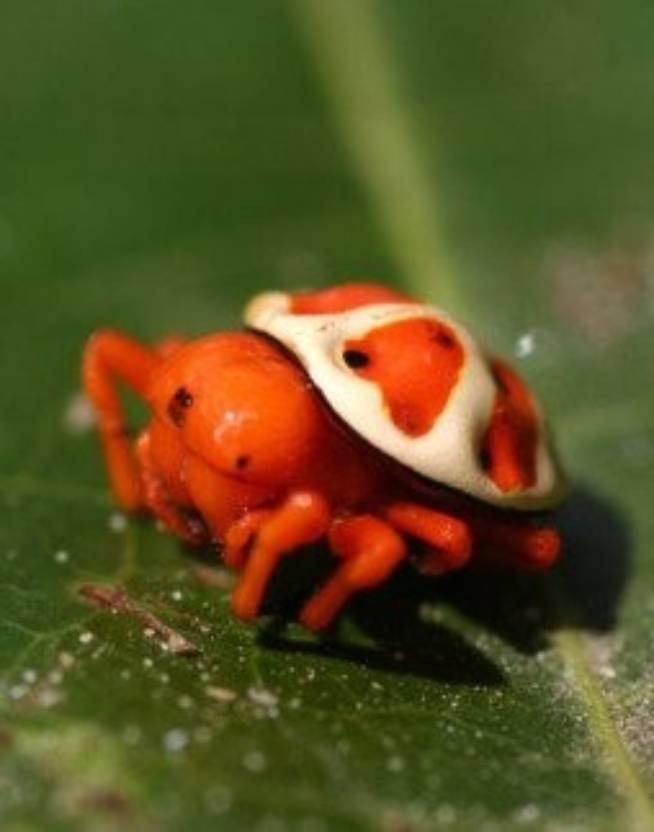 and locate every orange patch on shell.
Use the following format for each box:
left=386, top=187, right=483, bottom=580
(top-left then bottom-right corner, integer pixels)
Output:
left=480, top=359, right=539, bottom=492
left=343, top=317, right=464, bottom=437
left=291, top=283, right=415, bottom=314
